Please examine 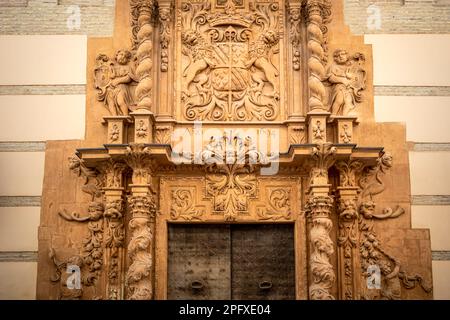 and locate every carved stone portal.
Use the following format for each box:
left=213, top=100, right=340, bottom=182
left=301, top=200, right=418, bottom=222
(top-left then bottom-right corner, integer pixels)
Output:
left=36, top=0, right=433, bottom=301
